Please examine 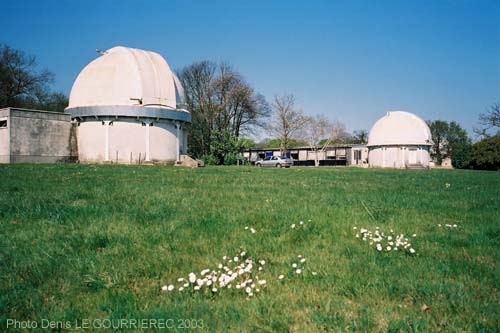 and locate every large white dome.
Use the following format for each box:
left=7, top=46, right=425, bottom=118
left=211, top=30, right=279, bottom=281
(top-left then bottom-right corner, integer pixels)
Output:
left=68, top=46, right=185, bottom=110
left=367, top=111, right=432, bottom=146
